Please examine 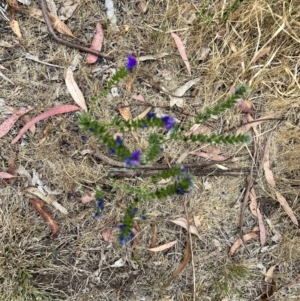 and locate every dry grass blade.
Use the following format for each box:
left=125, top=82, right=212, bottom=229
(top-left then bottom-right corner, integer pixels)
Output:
left=30, top=198, right=59, bottom=239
